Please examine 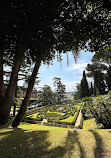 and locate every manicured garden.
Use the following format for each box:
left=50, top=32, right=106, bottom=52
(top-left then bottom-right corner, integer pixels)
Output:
left=5, top=94, right=110, bottom=158
left=23, top=102, right=82, bottom=128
